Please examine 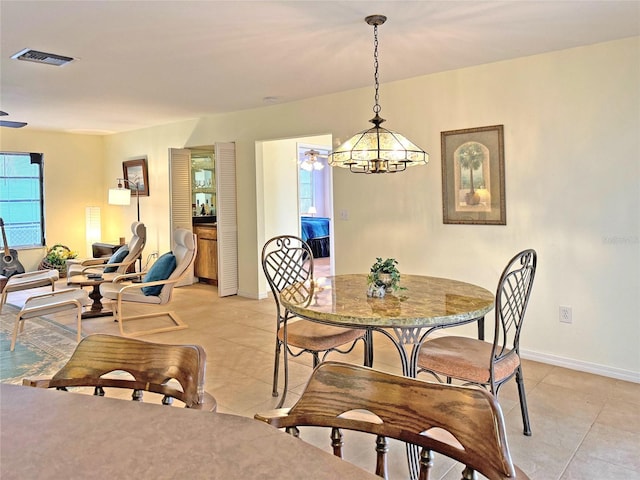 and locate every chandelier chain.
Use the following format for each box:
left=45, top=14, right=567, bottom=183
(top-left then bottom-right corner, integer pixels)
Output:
left=373, top=23, right=381, bottom=115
